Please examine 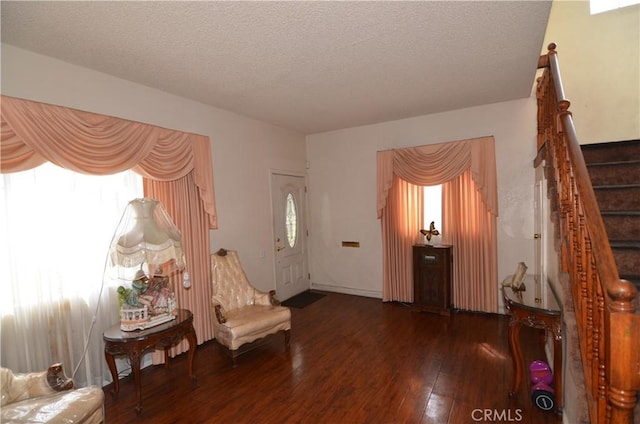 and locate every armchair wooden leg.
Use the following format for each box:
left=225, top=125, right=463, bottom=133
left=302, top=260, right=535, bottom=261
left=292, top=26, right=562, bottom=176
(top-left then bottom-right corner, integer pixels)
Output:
left=231, top=350, right=239, bottom=368
left=284, top=329, right=291, bottom=350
